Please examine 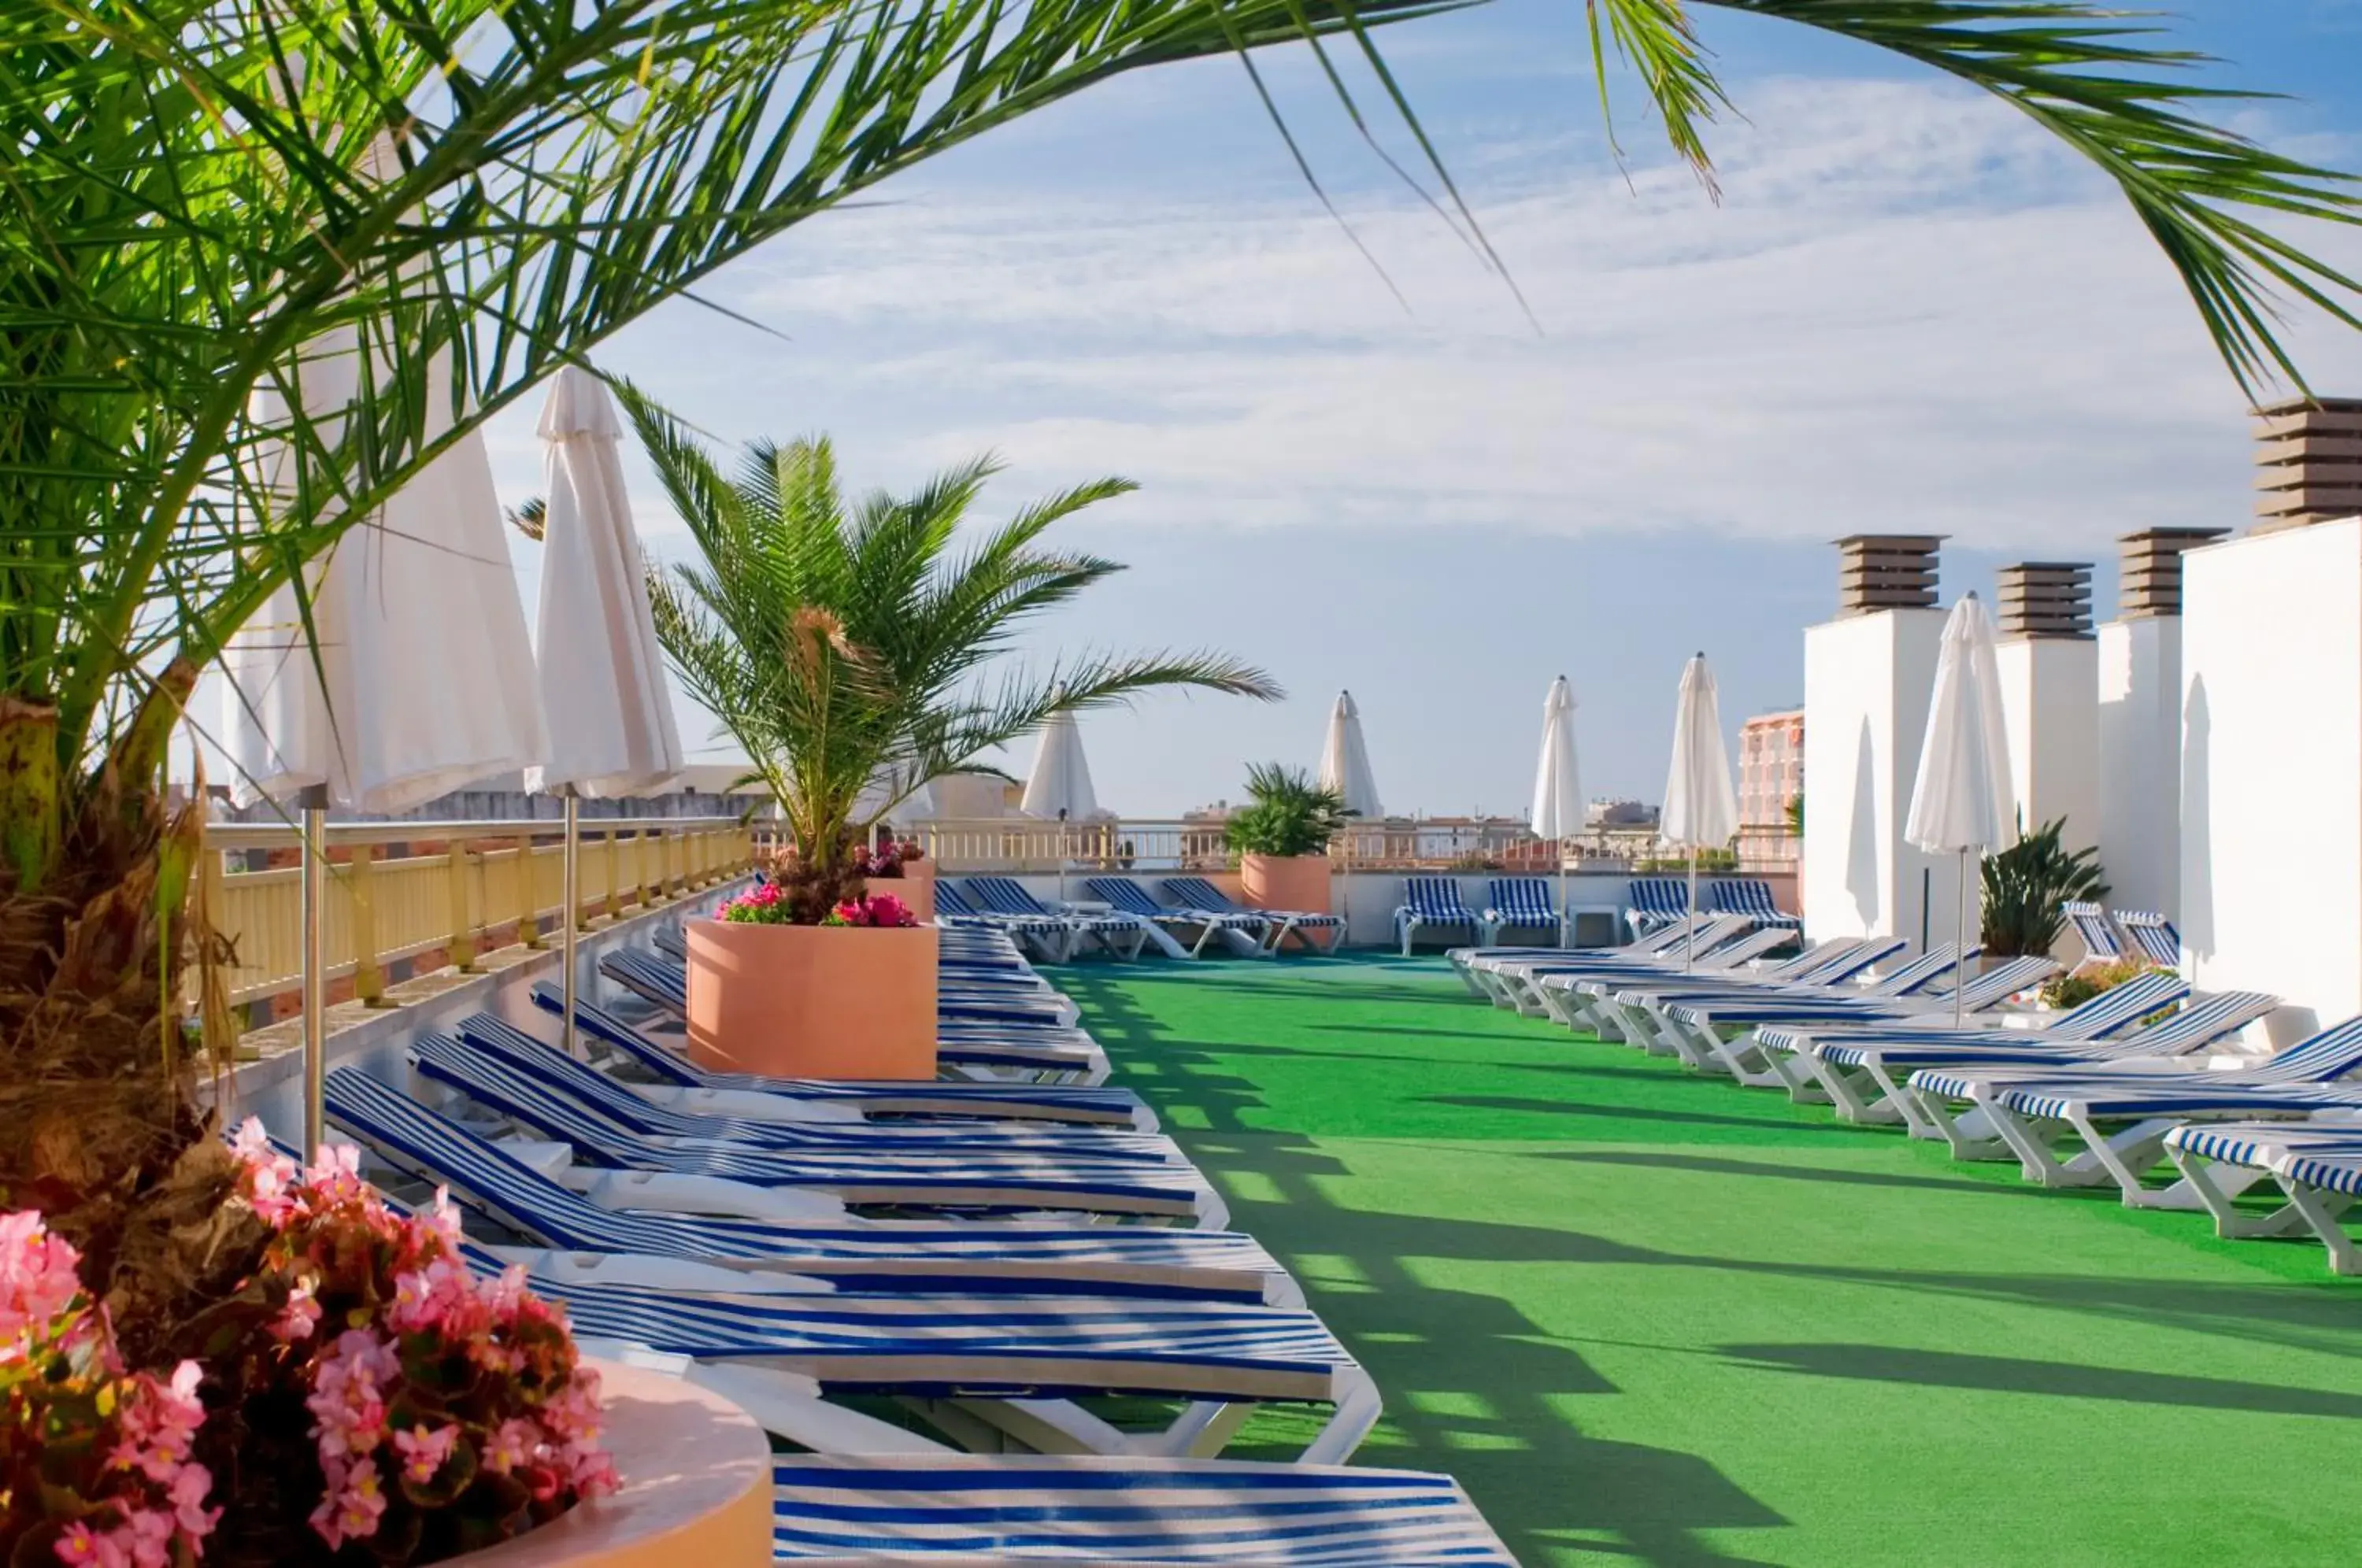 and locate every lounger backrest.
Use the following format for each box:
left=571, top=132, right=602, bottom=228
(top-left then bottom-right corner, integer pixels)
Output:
left=2256, top=1013, right=2362, bottom=1081
left=1864, top=945, right=1965, bottom=998
left=2114, top=910, right=2182, bottom=967
left=2047, top=970, right=2190, bottom=1040
left=1790, top=937, right=1908, bottom=987
left=1629, top=913, right=1712, bottom=955
left=1694, top=927, right=1792, bottom=969
left=2060, top=902, right=2124, bottom=963
left=1083, top=878, right=1166, bottom=919
left=1769, top=939, right=1866, bottom=983
left=599, top=948, right=687, bottom=1009
left=532, top=982, right=703, bottom=1085
left=1627, top=878, right=1690, bottom=921
left=1934, top=956, right=2059, bottom=1011
left=1486, top=878, right=1557, bottom=926
left=964, top=876, right=1054, bottom=917
left=1705, top=879, right=1788, bottom=923
left=415, top=1031, right=669, bottom=1156
left=652, top=923, right=688, bottom=960
left=934, top=880, right=980, bottom=915
left=1401, top=877, right=1478, bottom=923
left=2123, top=989, right=2278, bottom=1052
left=1159, top=876, right=1251, bottom=916
left=457, top=1016, right=702, bottom=1137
